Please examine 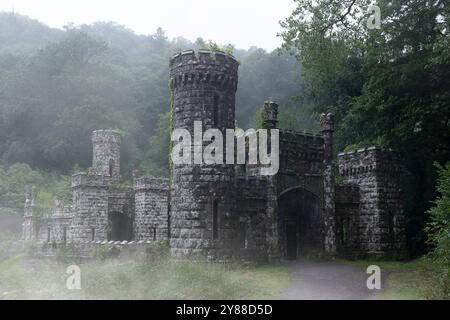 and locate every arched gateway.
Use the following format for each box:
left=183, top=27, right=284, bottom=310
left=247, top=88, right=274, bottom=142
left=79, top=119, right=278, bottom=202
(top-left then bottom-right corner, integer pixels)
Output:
left=278, top=187, right=322, bottom=259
